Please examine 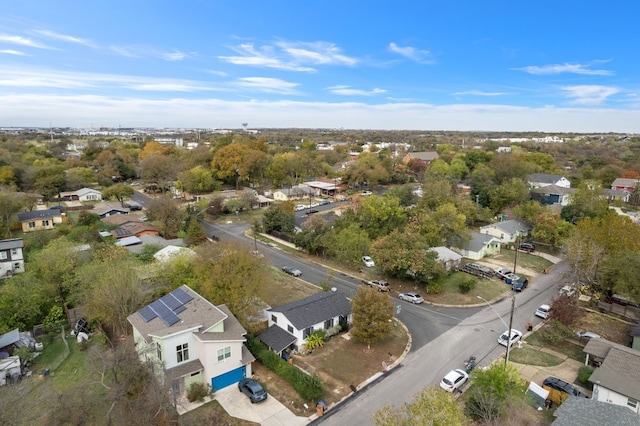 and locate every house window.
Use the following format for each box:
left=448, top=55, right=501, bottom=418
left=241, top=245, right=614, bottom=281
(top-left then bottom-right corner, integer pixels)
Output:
left=303, top=327, right=313, bottom=339
left=628, top=398, right=638, bottom=409
left=271, top=314, right=277, bottom=323
left=190, top=371, right=200, bottom=377
left=324, top=319, right=334, bottom=329
left=28, top=221, right=36, bottom=229
left=0, top=252, right=6, bottom=260
left=287, top=325, right=294, bottom=333
left=42, top=220, right=50, bottom=227
left=217, top=346, right=231, bottom=362
left=156, top=342, right=162, bottom=361
left=11, top=249, right=17, bottom=255
left=176, top=343, right=189, bottom=363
